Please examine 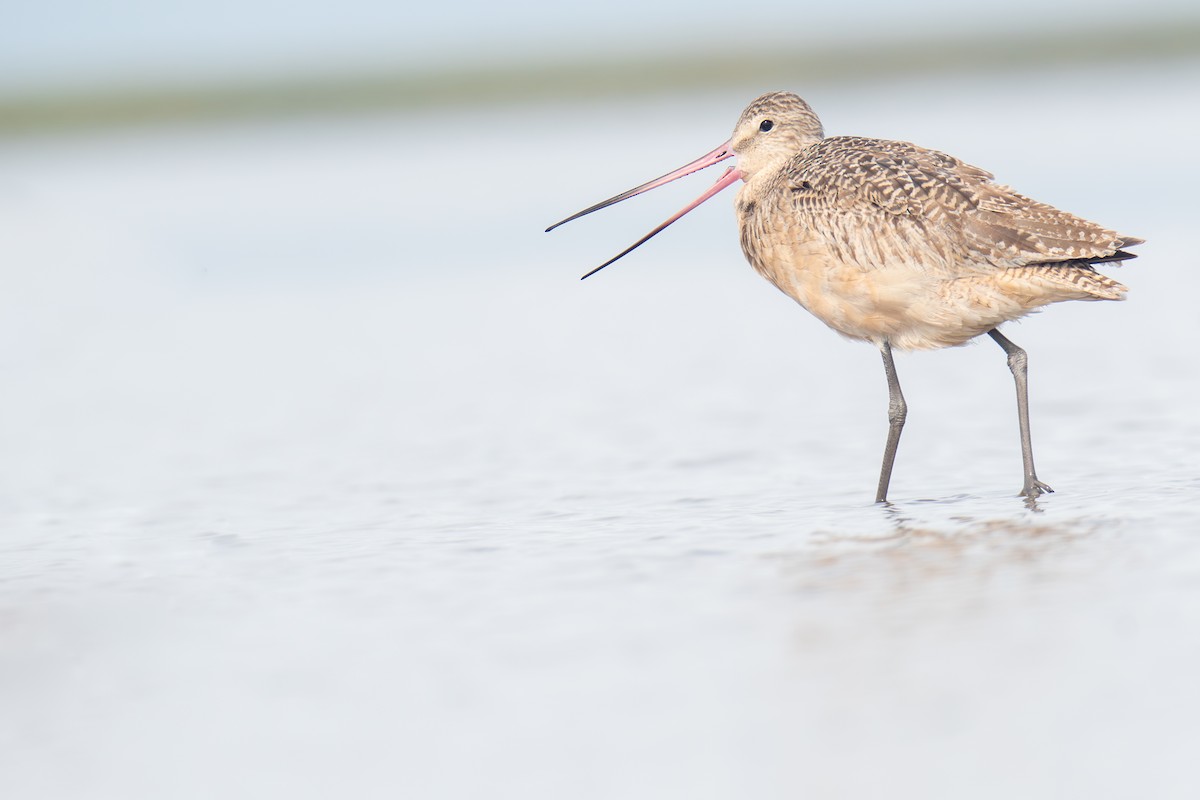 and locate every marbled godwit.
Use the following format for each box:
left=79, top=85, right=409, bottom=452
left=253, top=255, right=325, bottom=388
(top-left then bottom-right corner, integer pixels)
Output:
left=547, top=92, right=1141, bottom=502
